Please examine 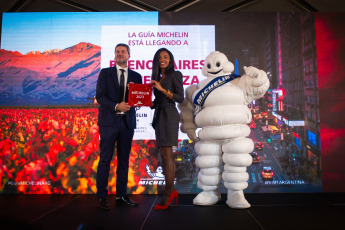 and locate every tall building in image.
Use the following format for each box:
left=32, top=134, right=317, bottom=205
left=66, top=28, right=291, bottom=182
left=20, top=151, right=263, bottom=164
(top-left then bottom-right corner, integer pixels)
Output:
left=270, top=12, right=306, bottom=142
left=268, top=12, right=321, bottom=183
left=280, top=12, right=305, bottom=128
left=301, top=13, right=321, bottom=177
